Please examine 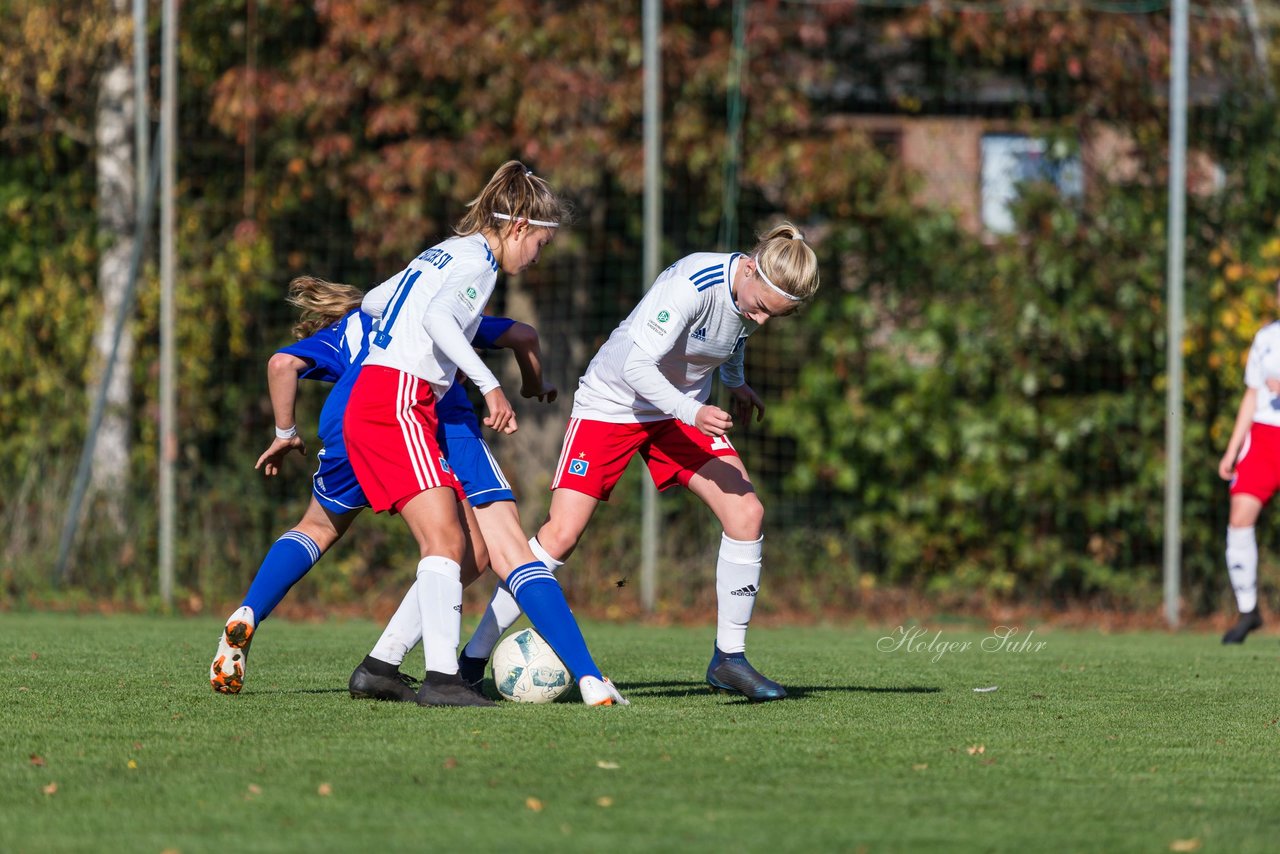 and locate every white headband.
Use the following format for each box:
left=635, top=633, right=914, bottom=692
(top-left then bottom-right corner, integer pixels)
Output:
left=493, top=212, right=559, bottom=228
left=754, top=255, right=803, bottom=302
